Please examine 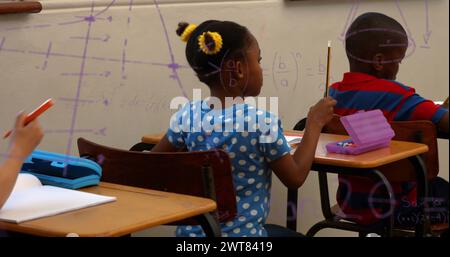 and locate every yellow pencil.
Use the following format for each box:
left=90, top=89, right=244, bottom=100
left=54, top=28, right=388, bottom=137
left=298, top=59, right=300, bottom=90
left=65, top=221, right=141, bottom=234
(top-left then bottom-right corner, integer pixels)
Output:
left=325, top=40, right=331, bottom=97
